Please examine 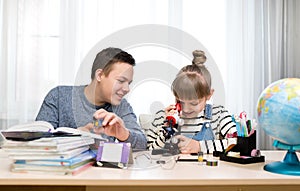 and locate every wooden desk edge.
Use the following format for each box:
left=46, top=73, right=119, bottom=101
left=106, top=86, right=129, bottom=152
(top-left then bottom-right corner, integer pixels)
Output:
left=1, top=179, right=300, bottom=186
